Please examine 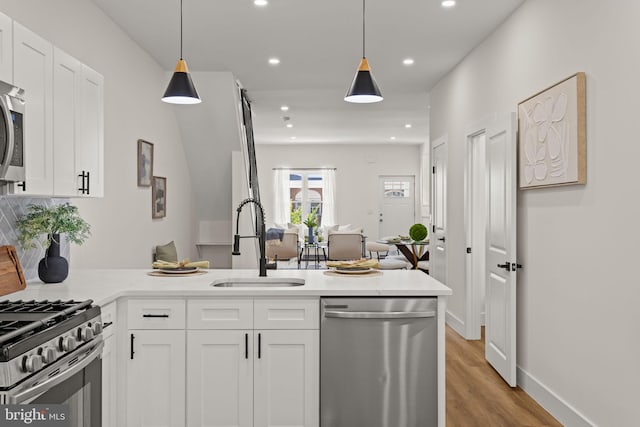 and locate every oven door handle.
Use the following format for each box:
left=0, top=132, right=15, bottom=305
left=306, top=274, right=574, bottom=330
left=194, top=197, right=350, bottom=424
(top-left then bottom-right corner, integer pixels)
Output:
left=8, top=340, right=104, bottom=404
left=0, top=94, right=15, bottom=180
